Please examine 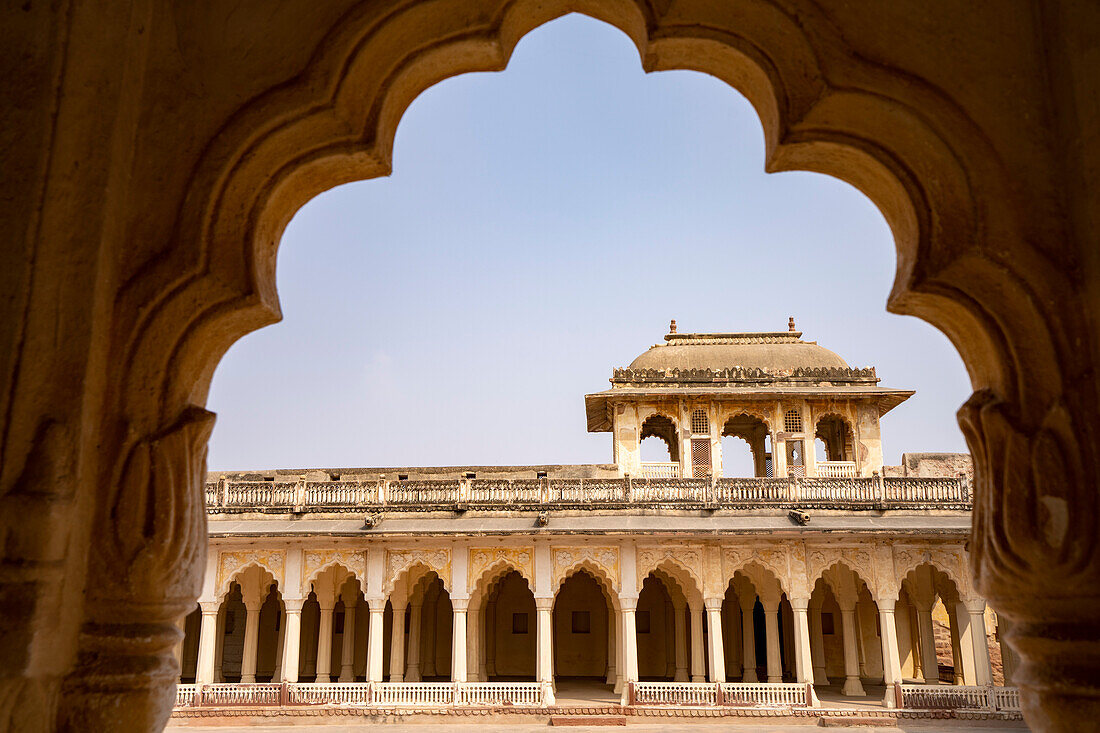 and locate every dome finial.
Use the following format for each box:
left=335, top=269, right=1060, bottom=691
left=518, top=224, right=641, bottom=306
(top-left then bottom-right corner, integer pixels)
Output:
left=669, top=319, right=677, bottom=334
left=788, top=316, right=796, bottom=332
